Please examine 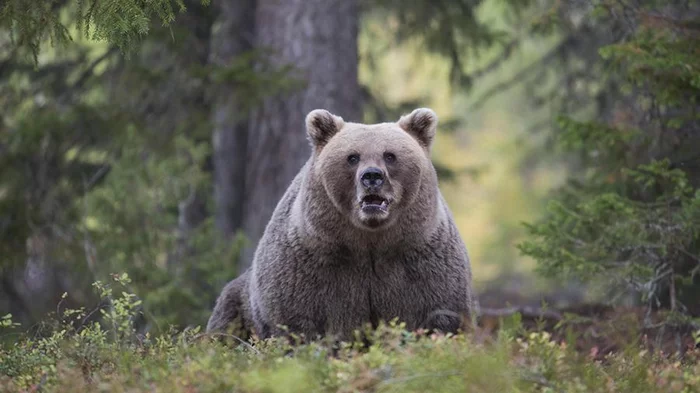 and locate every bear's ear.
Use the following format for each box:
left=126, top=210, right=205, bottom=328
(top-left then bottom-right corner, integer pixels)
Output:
left=397, top=108, right=438, bottom=149
left=306, top=109, right=345, bottom=149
